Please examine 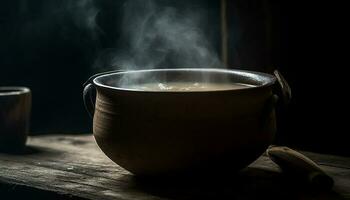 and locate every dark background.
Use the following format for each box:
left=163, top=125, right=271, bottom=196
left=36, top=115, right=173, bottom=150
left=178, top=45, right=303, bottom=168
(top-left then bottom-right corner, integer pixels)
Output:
left=1, top=1, right=348, bottom=155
